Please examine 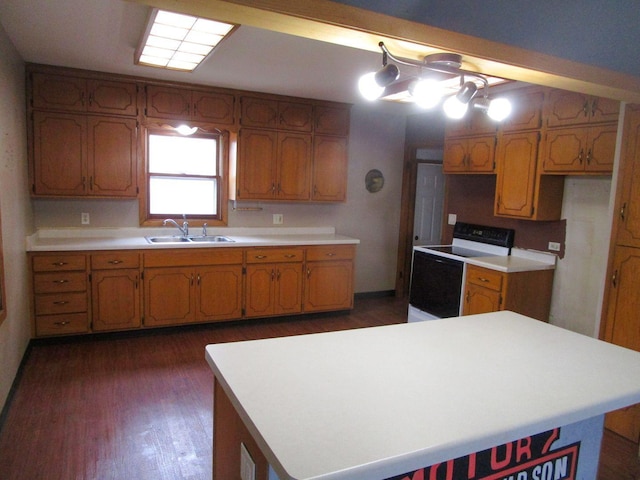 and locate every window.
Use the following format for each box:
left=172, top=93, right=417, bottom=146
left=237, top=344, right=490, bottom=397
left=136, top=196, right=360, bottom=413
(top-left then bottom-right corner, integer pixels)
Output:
left=144, top=128, right=229, bottom=225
